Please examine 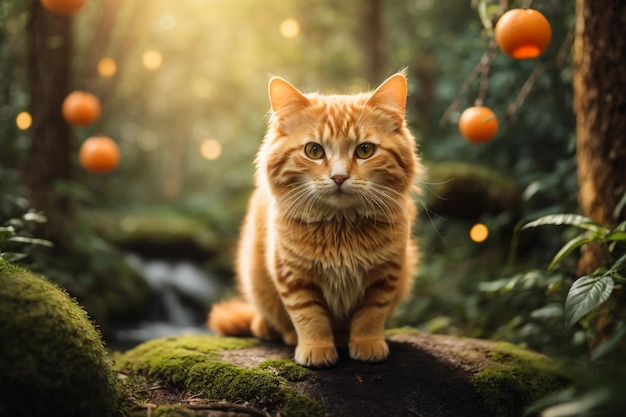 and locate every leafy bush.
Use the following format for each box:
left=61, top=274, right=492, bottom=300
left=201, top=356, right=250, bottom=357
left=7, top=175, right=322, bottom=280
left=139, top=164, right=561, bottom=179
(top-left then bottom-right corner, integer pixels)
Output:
left=483, top=213, right=626, bottom=417
left=0, top=195, right=52, bottom=263
left=522, top=214, right=626, bottom=329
